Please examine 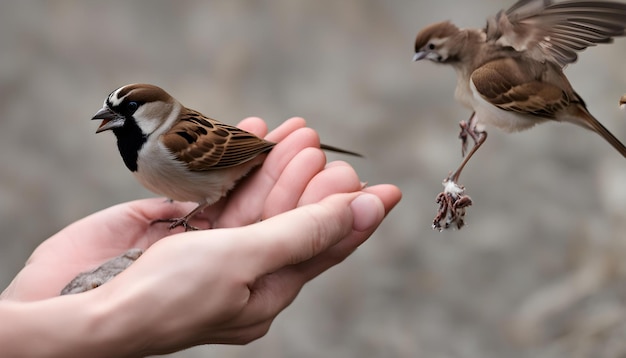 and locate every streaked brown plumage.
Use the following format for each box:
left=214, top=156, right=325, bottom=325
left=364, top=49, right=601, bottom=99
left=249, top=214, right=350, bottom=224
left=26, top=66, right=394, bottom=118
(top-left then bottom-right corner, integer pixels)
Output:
left=163, top=109, right=276, bottom=171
